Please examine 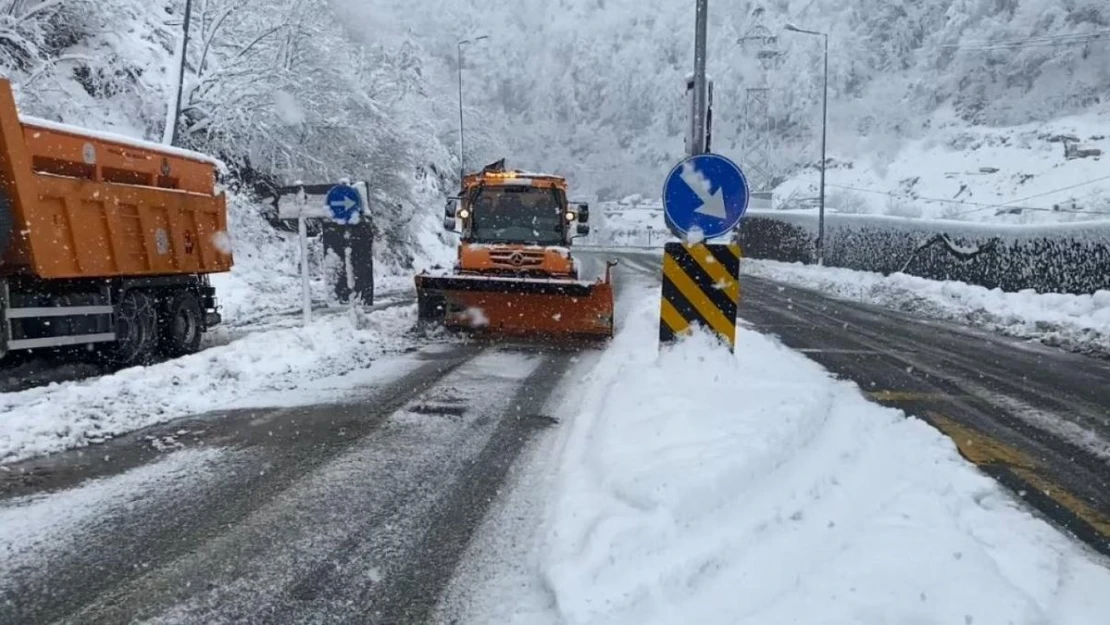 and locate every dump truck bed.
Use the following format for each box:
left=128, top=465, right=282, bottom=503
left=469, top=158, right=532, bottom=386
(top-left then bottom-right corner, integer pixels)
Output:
left=0, top=82, right=231, bottom=281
